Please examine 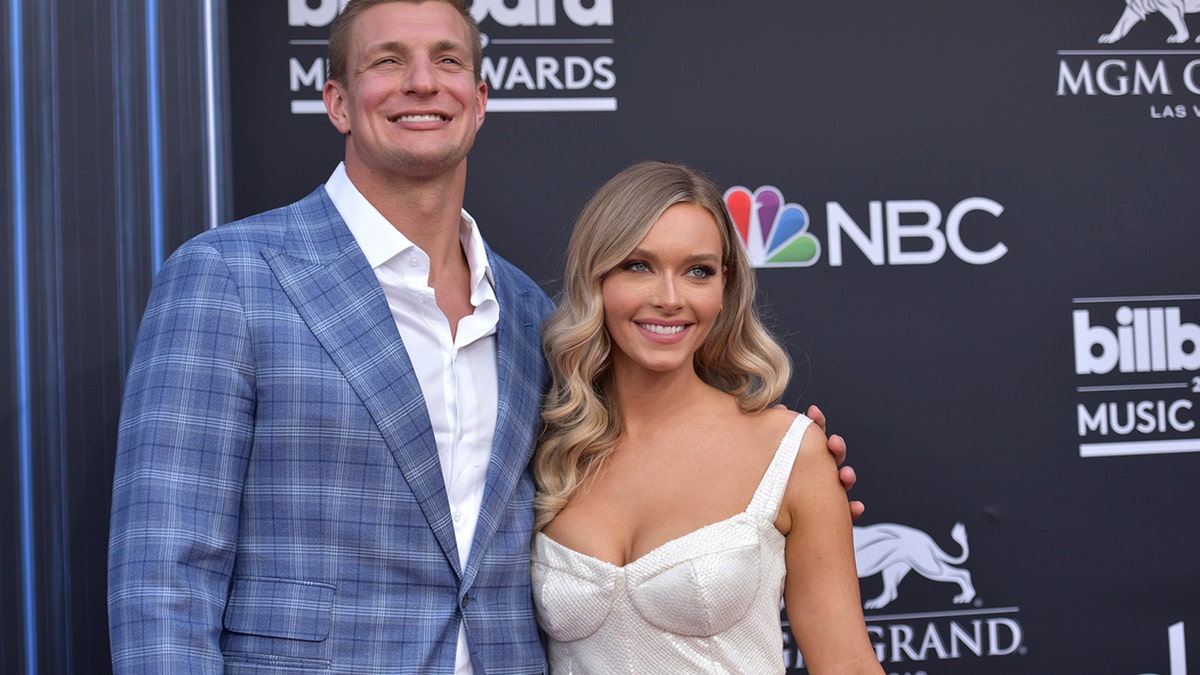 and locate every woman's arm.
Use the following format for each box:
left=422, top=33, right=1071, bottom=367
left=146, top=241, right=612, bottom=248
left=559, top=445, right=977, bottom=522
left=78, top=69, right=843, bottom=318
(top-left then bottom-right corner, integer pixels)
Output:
left=778, top=423, right=884, bottom=674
